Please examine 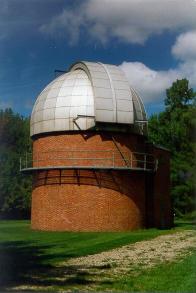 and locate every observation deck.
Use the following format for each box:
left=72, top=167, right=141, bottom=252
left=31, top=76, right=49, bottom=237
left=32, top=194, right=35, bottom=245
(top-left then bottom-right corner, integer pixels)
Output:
left=20, top=149, right=157, bottom=173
